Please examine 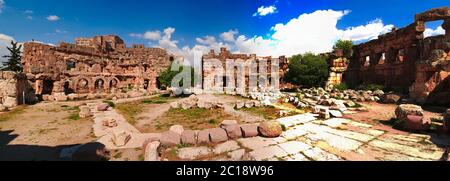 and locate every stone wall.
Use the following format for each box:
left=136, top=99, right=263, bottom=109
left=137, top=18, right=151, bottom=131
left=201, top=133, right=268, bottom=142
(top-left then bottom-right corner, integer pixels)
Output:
left=22, top=35, right=174, bottom=101
left=201, top=48, right=288, bottom=95
left=0, top=71, right=37, bottom=110
left=343, top=7, right=450, bottom=105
